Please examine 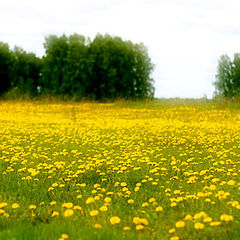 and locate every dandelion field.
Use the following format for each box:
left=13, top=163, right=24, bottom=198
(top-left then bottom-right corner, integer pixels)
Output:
left=1, top=100, right=240, bottom=240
